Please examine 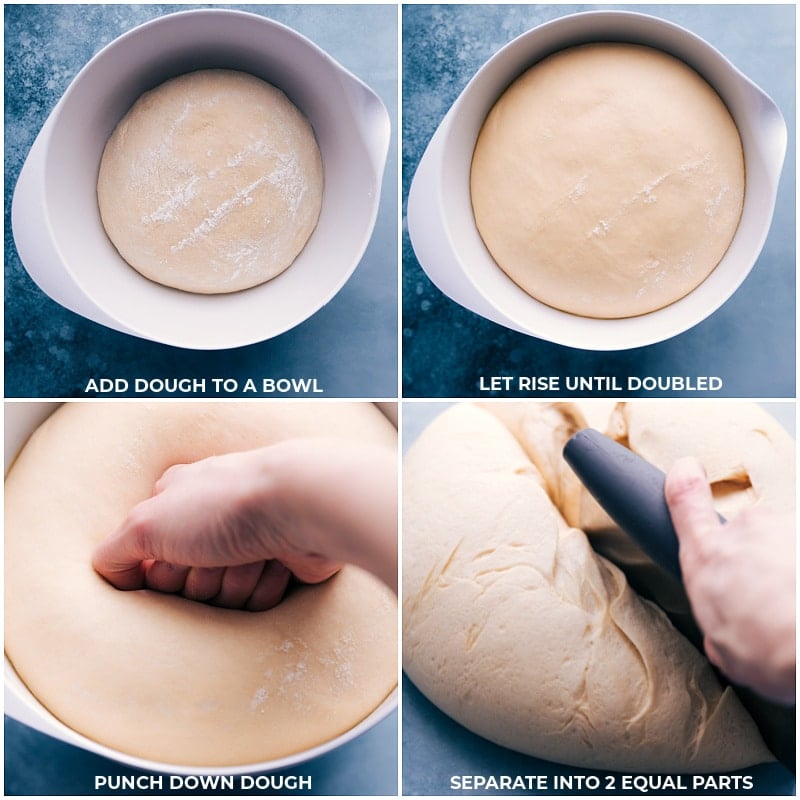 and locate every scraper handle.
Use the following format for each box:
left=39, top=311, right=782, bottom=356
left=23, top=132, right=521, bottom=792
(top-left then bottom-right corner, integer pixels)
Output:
left=564, top=430, right=794, bottom=773
left=563, top=429, right=685, bottom=579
